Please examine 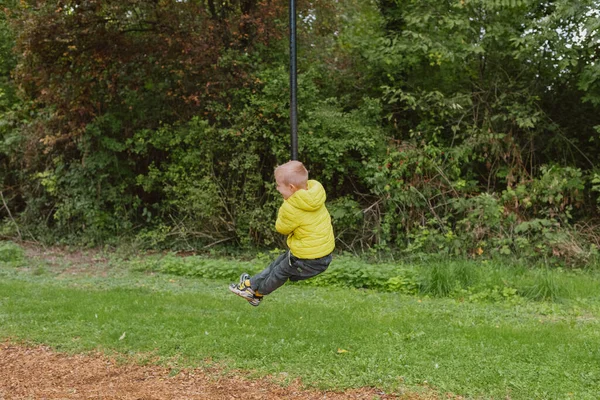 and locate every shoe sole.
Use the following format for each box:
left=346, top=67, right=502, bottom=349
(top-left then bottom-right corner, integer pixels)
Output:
left=228, top=284, right=261, bottom=307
